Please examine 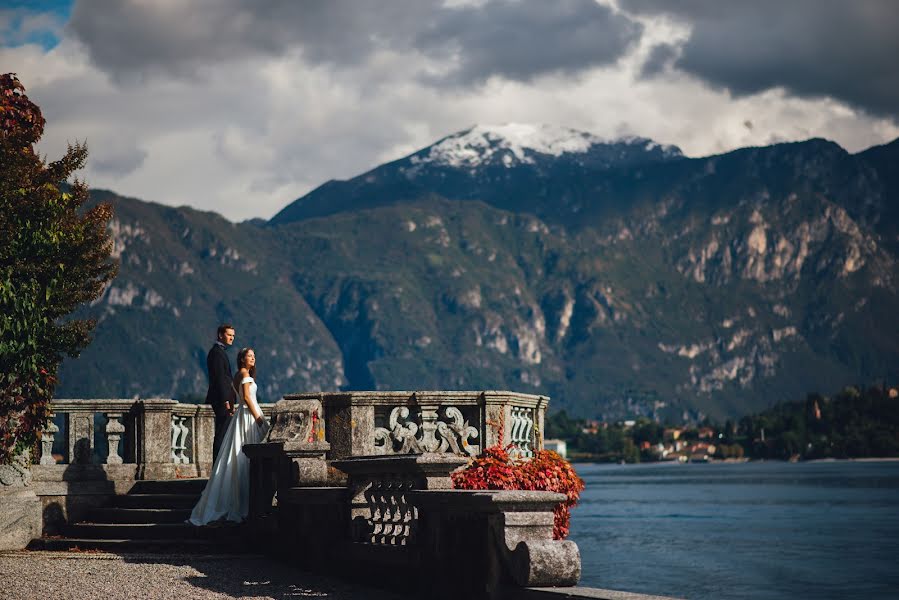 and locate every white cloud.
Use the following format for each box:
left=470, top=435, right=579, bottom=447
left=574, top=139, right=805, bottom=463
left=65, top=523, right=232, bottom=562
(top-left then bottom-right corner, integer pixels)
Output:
left=2, top=3, right=896, bottom=222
